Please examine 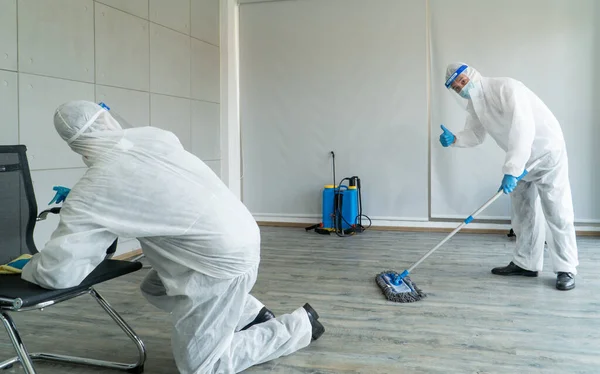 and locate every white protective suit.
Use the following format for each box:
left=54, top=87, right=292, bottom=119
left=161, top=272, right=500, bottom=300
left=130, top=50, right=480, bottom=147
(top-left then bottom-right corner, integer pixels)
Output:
left=445, top=63, right=578, bottom=275
left=21, top=100, right=313, bottom=373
